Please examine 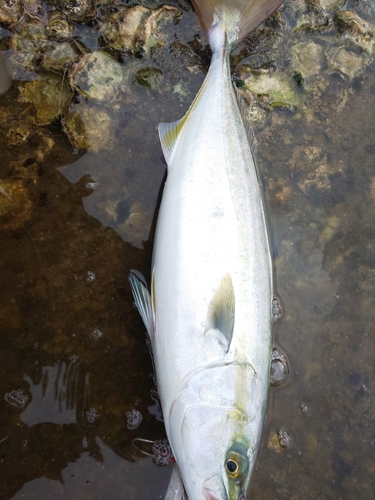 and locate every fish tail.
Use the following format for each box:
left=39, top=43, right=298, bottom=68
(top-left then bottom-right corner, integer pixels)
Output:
left=191, top=0, right=284, bottom=52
